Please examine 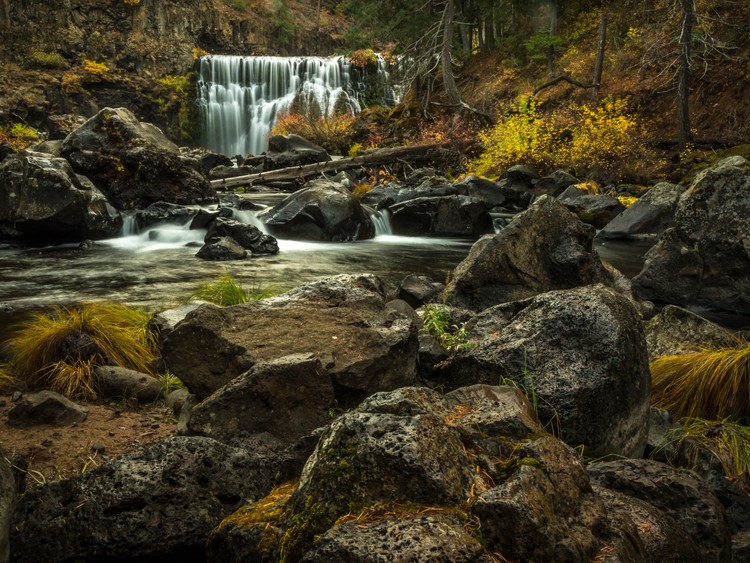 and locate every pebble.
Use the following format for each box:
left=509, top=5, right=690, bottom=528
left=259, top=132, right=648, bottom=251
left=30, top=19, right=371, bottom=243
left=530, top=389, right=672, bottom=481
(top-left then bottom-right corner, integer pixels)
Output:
left=11, top=391, right=22, bottom=402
